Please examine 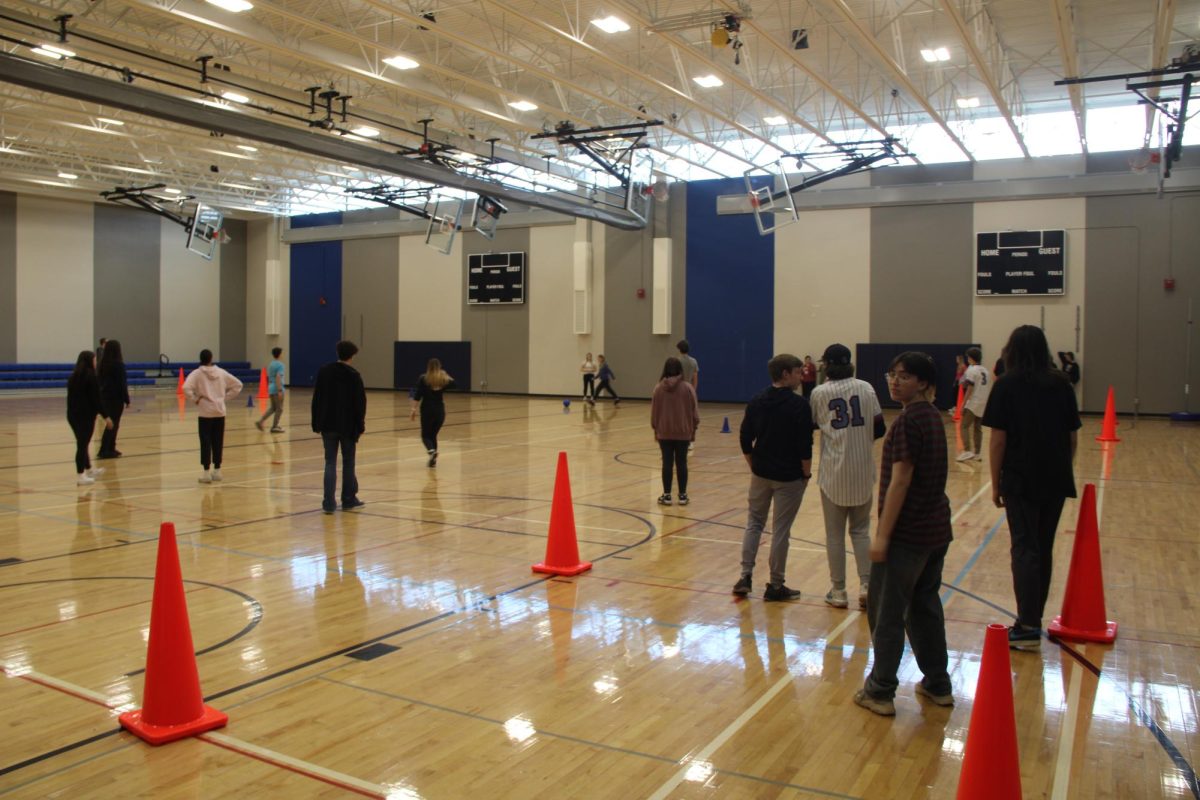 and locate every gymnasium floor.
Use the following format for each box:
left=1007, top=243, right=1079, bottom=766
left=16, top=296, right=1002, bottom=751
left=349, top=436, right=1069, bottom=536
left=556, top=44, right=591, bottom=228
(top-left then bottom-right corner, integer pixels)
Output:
left=0, top=388, right=1196, bottom=799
